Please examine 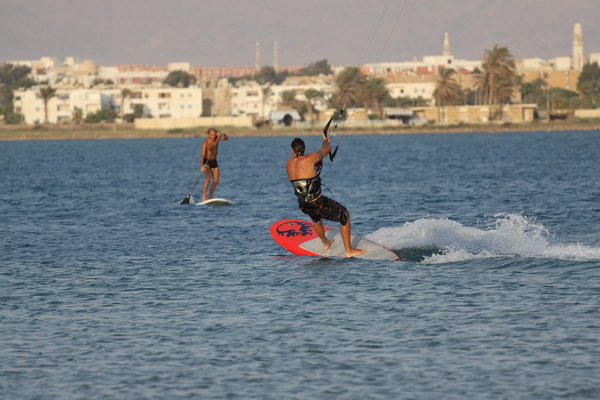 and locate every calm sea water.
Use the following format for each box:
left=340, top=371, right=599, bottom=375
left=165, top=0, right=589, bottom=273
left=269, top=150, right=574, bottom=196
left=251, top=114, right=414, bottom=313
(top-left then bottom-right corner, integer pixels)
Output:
left=1, top=130, right=599, bottom=399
